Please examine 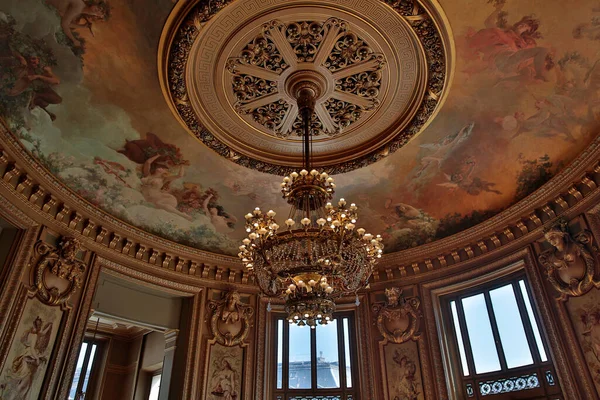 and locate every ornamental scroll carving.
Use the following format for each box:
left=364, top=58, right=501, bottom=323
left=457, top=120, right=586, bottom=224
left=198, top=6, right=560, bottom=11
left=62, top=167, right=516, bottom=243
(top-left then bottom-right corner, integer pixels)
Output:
left=208, top=290, right=254, bottom=347
left=538, top=220, right=600, bottom=301
left=373, top=287, right=421, bottom=344
left=33, top=237, right=86, bottom=306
